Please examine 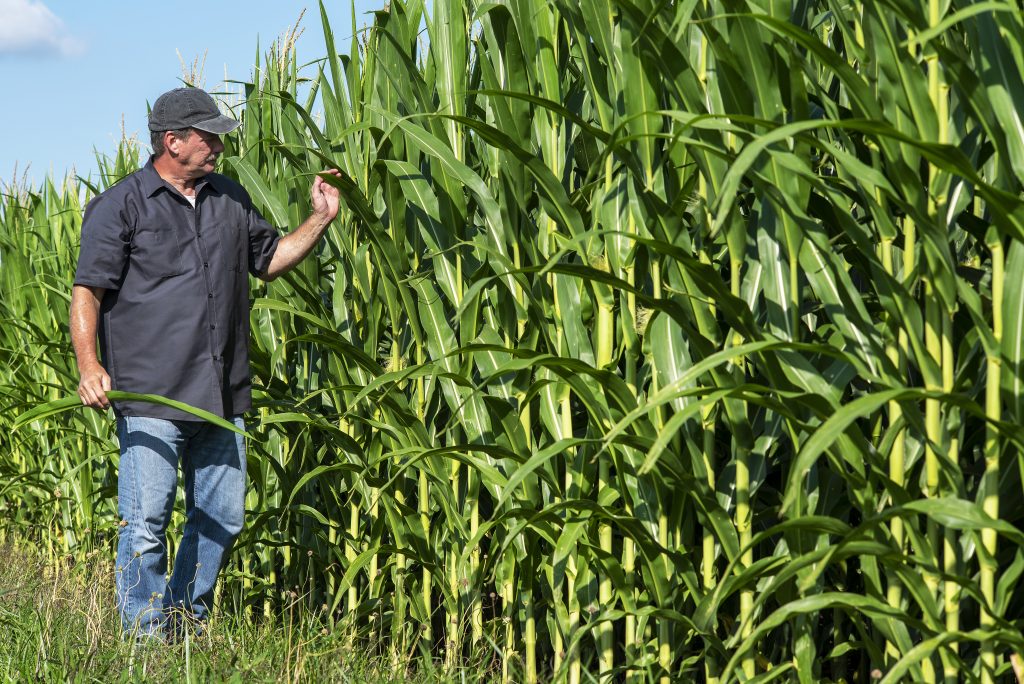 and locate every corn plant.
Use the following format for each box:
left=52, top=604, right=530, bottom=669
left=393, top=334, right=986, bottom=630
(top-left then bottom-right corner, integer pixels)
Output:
left=4, top=0, right=1024, bottom=681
